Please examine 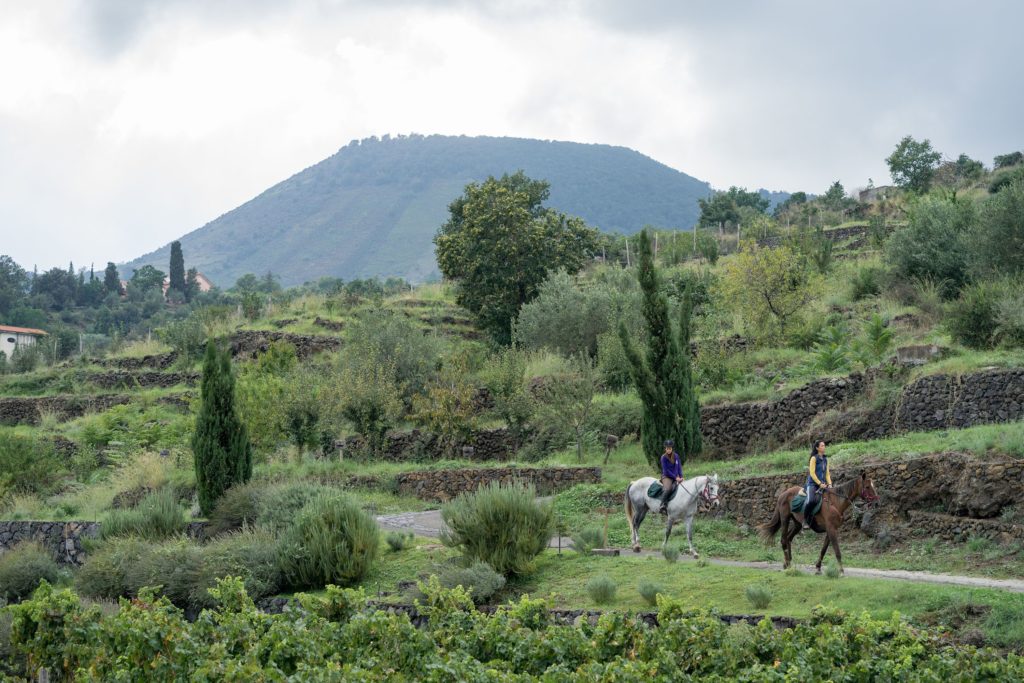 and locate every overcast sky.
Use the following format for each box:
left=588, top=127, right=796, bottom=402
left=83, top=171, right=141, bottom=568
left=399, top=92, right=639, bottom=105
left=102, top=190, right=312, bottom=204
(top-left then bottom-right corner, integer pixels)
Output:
left=2, top=0, right=1021, bottom=272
